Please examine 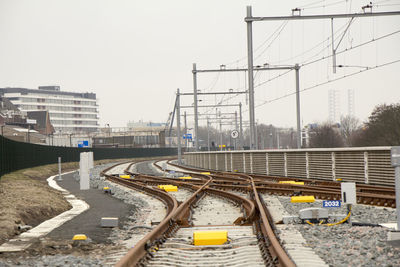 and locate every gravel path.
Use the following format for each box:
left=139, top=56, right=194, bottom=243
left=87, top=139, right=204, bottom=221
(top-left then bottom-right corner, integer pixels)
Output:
left=266, top=194, right=400, bottom=266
